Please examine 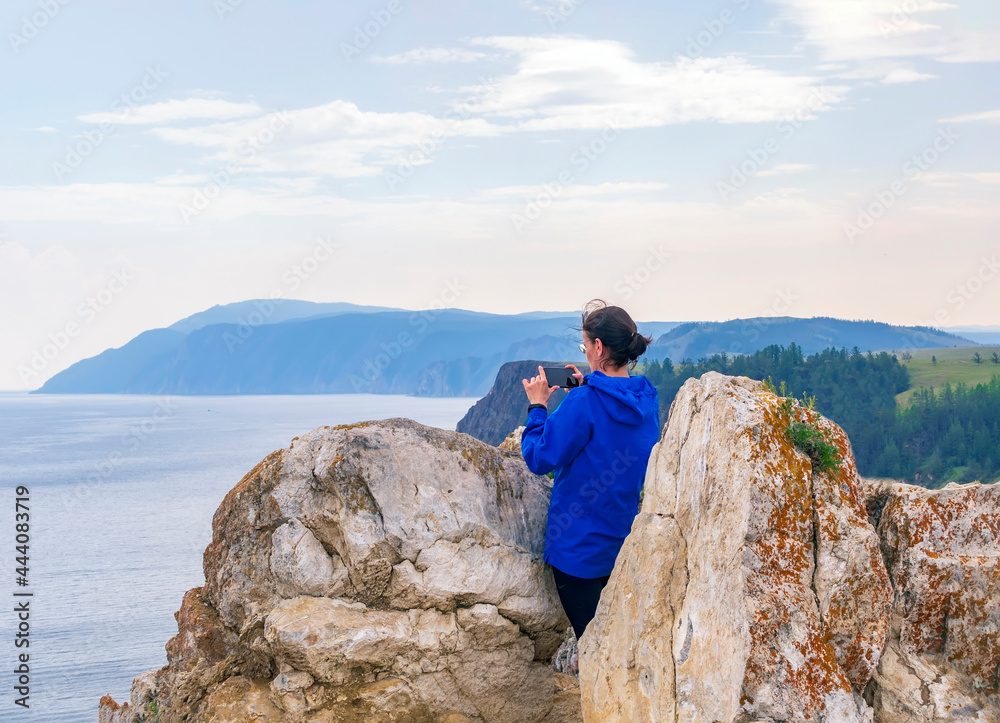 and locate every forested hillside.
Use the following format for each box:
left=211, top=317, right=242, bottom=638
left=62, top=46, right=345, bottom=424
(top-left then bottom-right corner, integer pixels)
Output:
left=641, top=344, right=1000, bottom=487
